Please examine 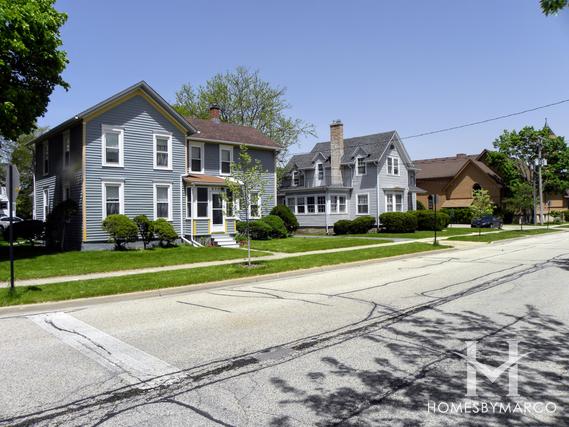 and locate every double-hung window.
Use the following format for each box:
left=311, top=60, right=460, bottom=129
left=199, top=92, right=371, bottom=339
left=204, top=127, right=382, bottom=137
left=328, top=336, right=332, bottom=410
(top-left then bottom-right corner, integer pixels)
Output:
left=286, top=197, right=296, bottom=212
left=386, top=193, right=403, bottom=212
left=189, top=143, right=204, bottom=173
left=102, top=126, right=124, bottom=167
left=297, top=197, right=305, bottom=214
left=357, top=194, right=369, bottom=215
left=317, top=196, right=326, bottom=213
left=316, top=163, right=324, bottom=184
left=331, top=195, right=347, bottom=214
left=249, top=192, right=260, bottom=218
left=197, top=187, right=208, bottom=217
left=307, top=196, right=315, bottom=213
left=292, top=171, right=299, bottom=187
left=102, top=181, right=124, bottom=218
left=154, top=133, right=172, bottom=169
left=387, top=157, right=400, bottom=175
left=226, top=189, right=236, bottom=217
left=154, top=183, right=172, bottom=220
left=42, top=142, right=49, bottom=175
left=357, top=157, right=366, bottom=175
left=63, top=131, right=70, bottom=168
left=220, top=146, right=233, bottom=175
